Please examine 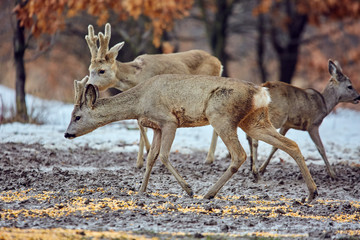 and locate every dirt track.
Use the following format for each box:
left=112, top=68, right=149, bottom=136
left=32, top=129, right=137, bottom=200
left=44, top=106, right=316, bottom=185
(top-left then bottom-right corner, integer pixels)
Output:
left=0, top=142, right=360, bottom=239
